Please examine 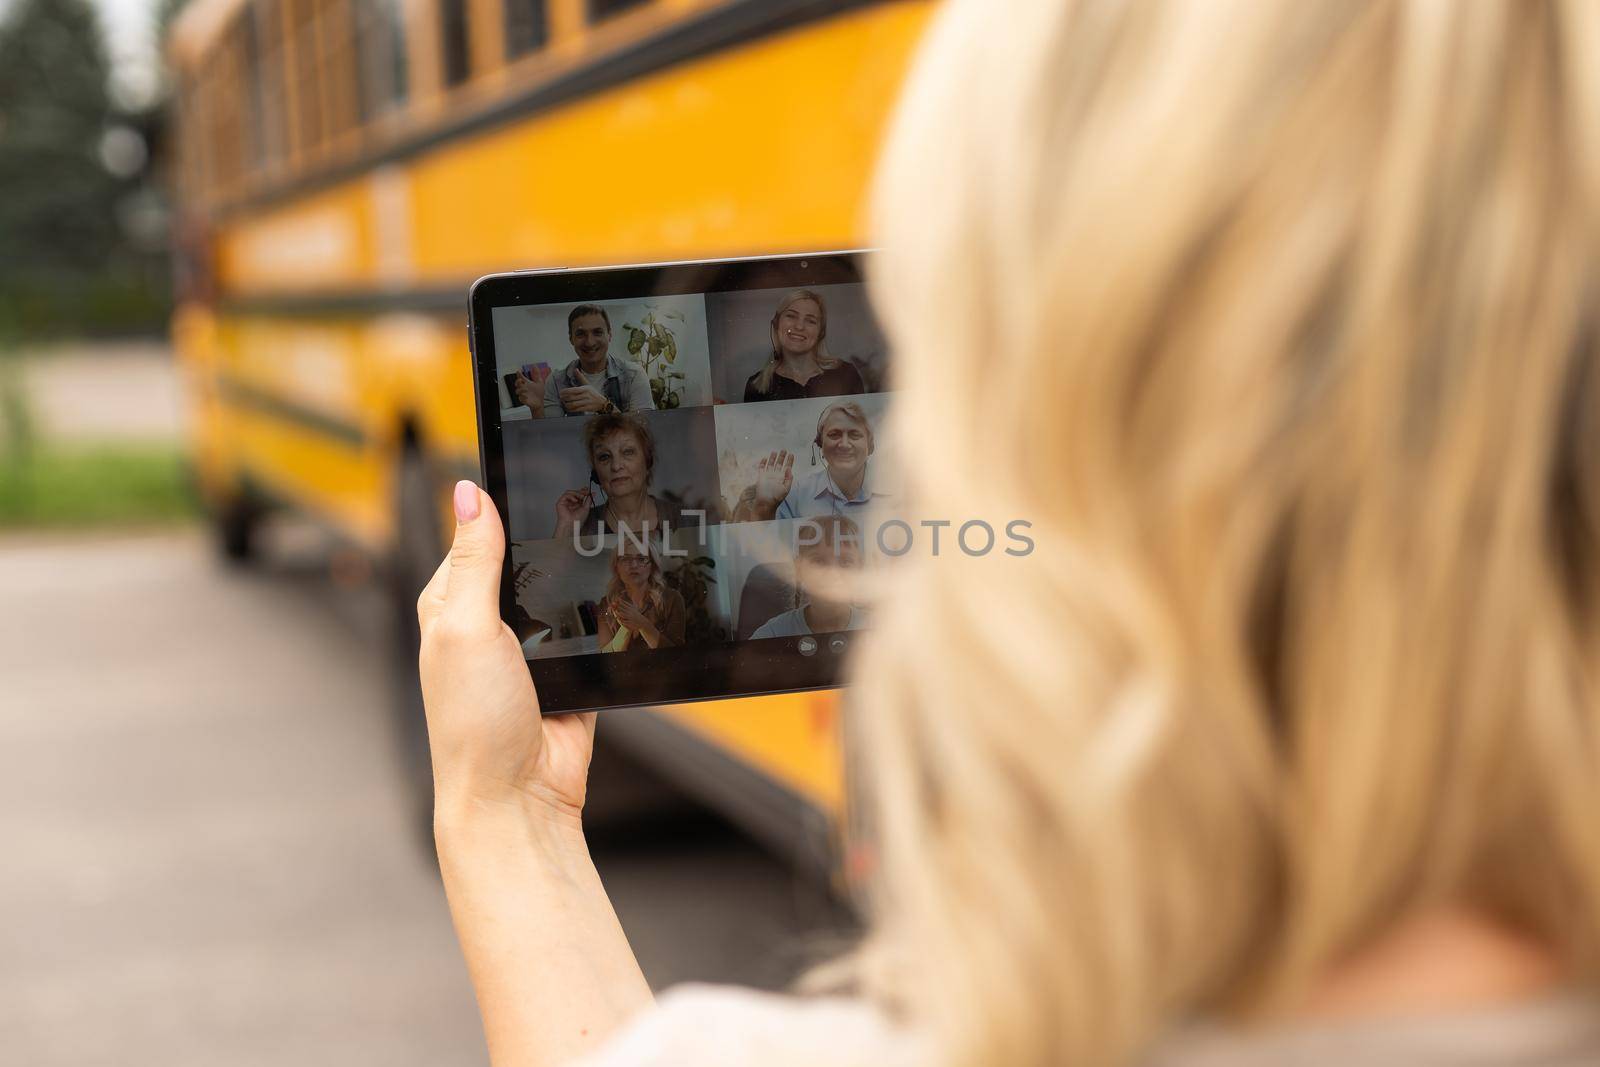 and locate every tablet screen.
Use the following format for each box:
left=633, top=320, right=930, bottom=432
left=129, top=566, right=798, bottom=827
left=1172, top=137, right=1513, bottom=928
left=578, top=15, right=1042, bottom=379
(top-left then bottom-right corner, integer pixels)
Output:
left=472, top=253, right=894, bottom=712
